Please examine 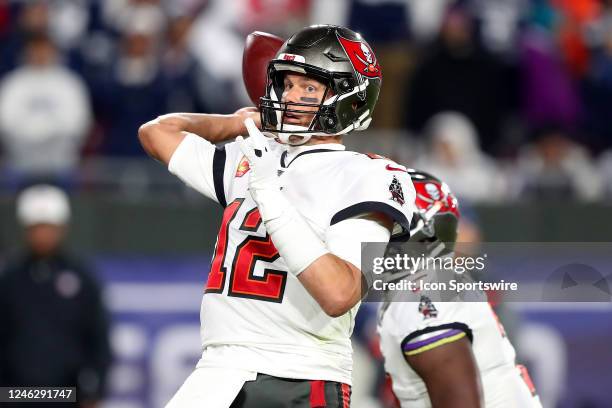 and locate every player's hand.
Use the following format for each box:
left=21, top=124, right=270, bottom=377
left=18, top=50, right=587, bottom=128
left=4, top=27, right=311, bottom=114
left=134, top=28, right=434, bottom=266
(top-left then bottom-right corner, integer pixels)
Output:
left=234, top=107, right=261, bottom=130
left=237, top=118, right=280, bottom=199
